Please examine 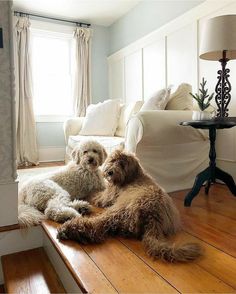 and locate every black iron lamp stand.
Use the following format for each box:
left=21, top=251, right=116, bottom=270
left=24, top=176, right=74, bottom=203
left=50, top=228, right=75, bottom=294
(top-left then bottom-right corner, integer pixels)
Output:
left=215, top=50, right=232, bottom=118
